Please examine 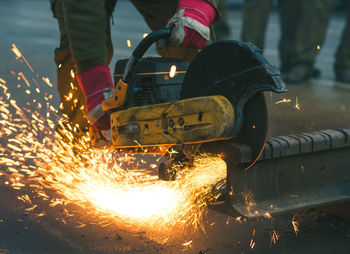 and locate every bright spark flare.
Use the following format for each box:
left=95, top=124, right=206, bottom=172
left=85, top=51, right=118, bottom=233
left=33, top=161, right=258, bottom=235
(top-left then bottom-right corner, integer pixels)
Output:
left=250, top=239, right=255, bottom=249
left=292, top=214, right=300, bottom=235
left=292, top=220, right=299, bottom=235
left=11, top=43, right=34, bottom=72
left=275, top=98, right=291, bottom=104
left=269, top=230, right=279, bottom=247
left=263, top=212, right=273, bottom=219
left=182, top=240, right=193, bottom=246
left=0, top=46, right=227, bottom=234
left=295, top=97, right=301, bottom=110
left=169, top=65, right=177, bottom=78
left=0, top=88, right=225, bottom=230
